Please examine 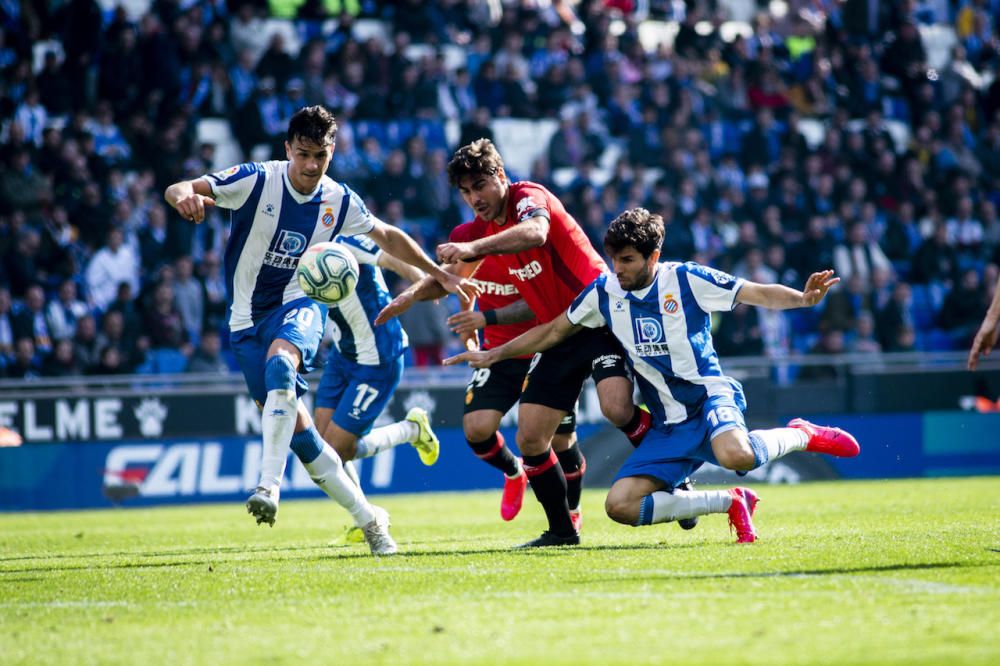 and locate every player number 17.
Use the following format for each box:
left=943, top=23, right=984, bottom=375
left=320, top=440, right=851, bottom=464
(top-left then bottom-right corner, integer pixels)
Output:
left=353, top=383, right=380, bottom=411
